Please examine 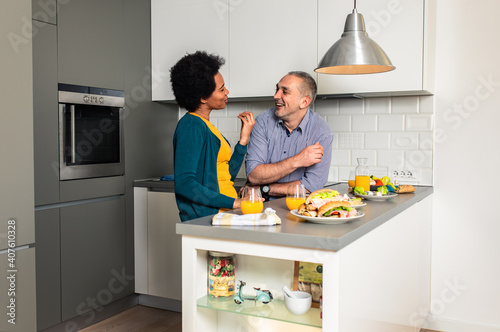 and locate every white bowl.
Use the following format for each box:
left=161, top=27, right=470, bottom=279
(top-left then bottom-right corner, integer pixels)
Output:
left=284, top=291, right=312, bottom=315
